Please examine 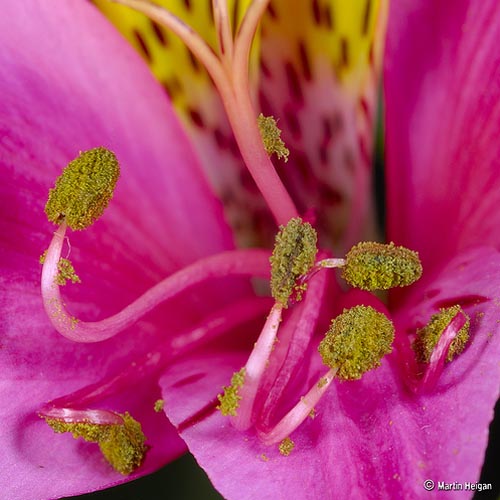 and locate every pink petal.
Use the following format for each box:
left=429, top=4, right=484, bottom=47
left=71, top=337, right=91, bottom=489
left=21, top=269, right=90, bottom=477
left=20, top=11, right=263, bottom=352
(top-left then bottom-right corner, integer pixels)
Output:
left=0, top=0, right=243, bottom=497
left=385, top=1, right=500, bottom=268
left=258, top=1, right=388, bottom=250
left=160, top=247, right=500, bottom=498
